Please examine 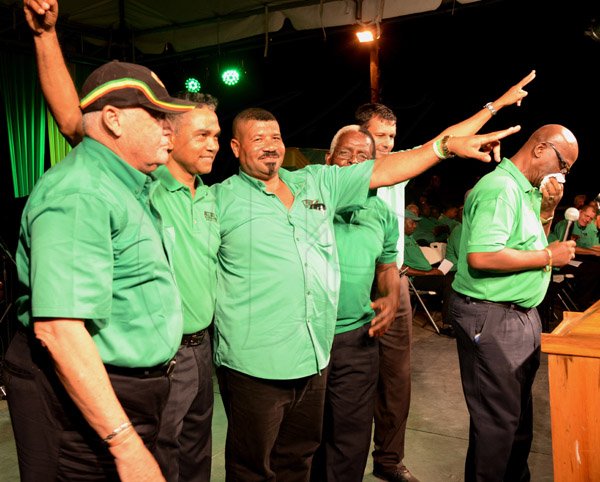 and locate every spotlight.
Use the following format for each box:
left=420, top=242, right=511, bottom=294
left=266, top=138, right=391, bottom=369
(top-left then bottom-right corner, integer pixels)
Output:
left=356, top=28, right=375, bottom=43
left=221, top=68, right=241, bottom=86
left=184, top=77, right=201, bottom=93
